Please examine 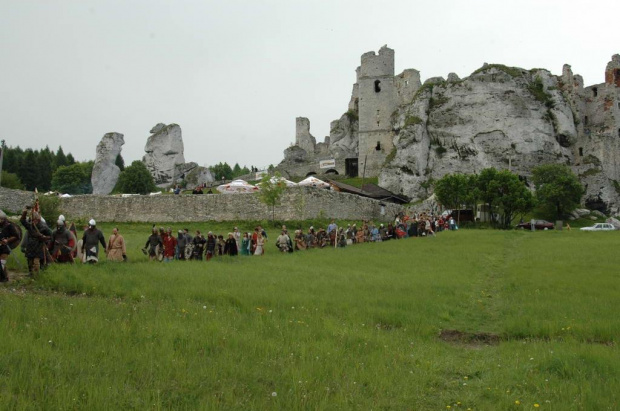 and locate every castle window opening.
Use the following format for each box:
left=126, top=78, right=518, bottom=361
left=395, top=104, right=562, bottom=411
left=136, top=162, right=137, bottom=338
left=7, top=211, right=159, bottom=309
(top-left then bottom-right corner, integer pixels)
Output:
left=592, top=87, right=598, bottom=97
left=579, top=147, right=583, bottom=156
left=375, top=141, right=381, bottom=151
left=374, top=80, right=381, bottom=93
left=618, top=128, right=620, bottom=138
left=616, top=69, right=620, bottom=78
left=405, top=80, right=409, bottom=86
left=584, top=116, right=588, bottom=125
